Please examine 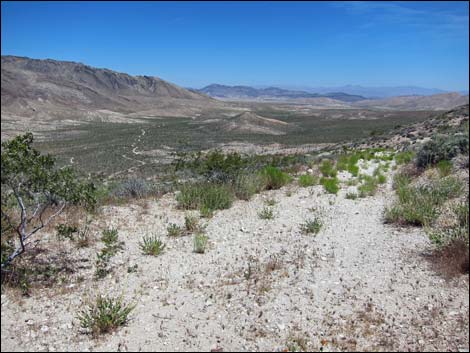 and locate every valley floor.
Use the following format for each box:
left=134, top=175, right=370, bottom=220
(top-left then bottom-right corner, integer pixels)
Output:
left=1, top=168, right=469, bottom=352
